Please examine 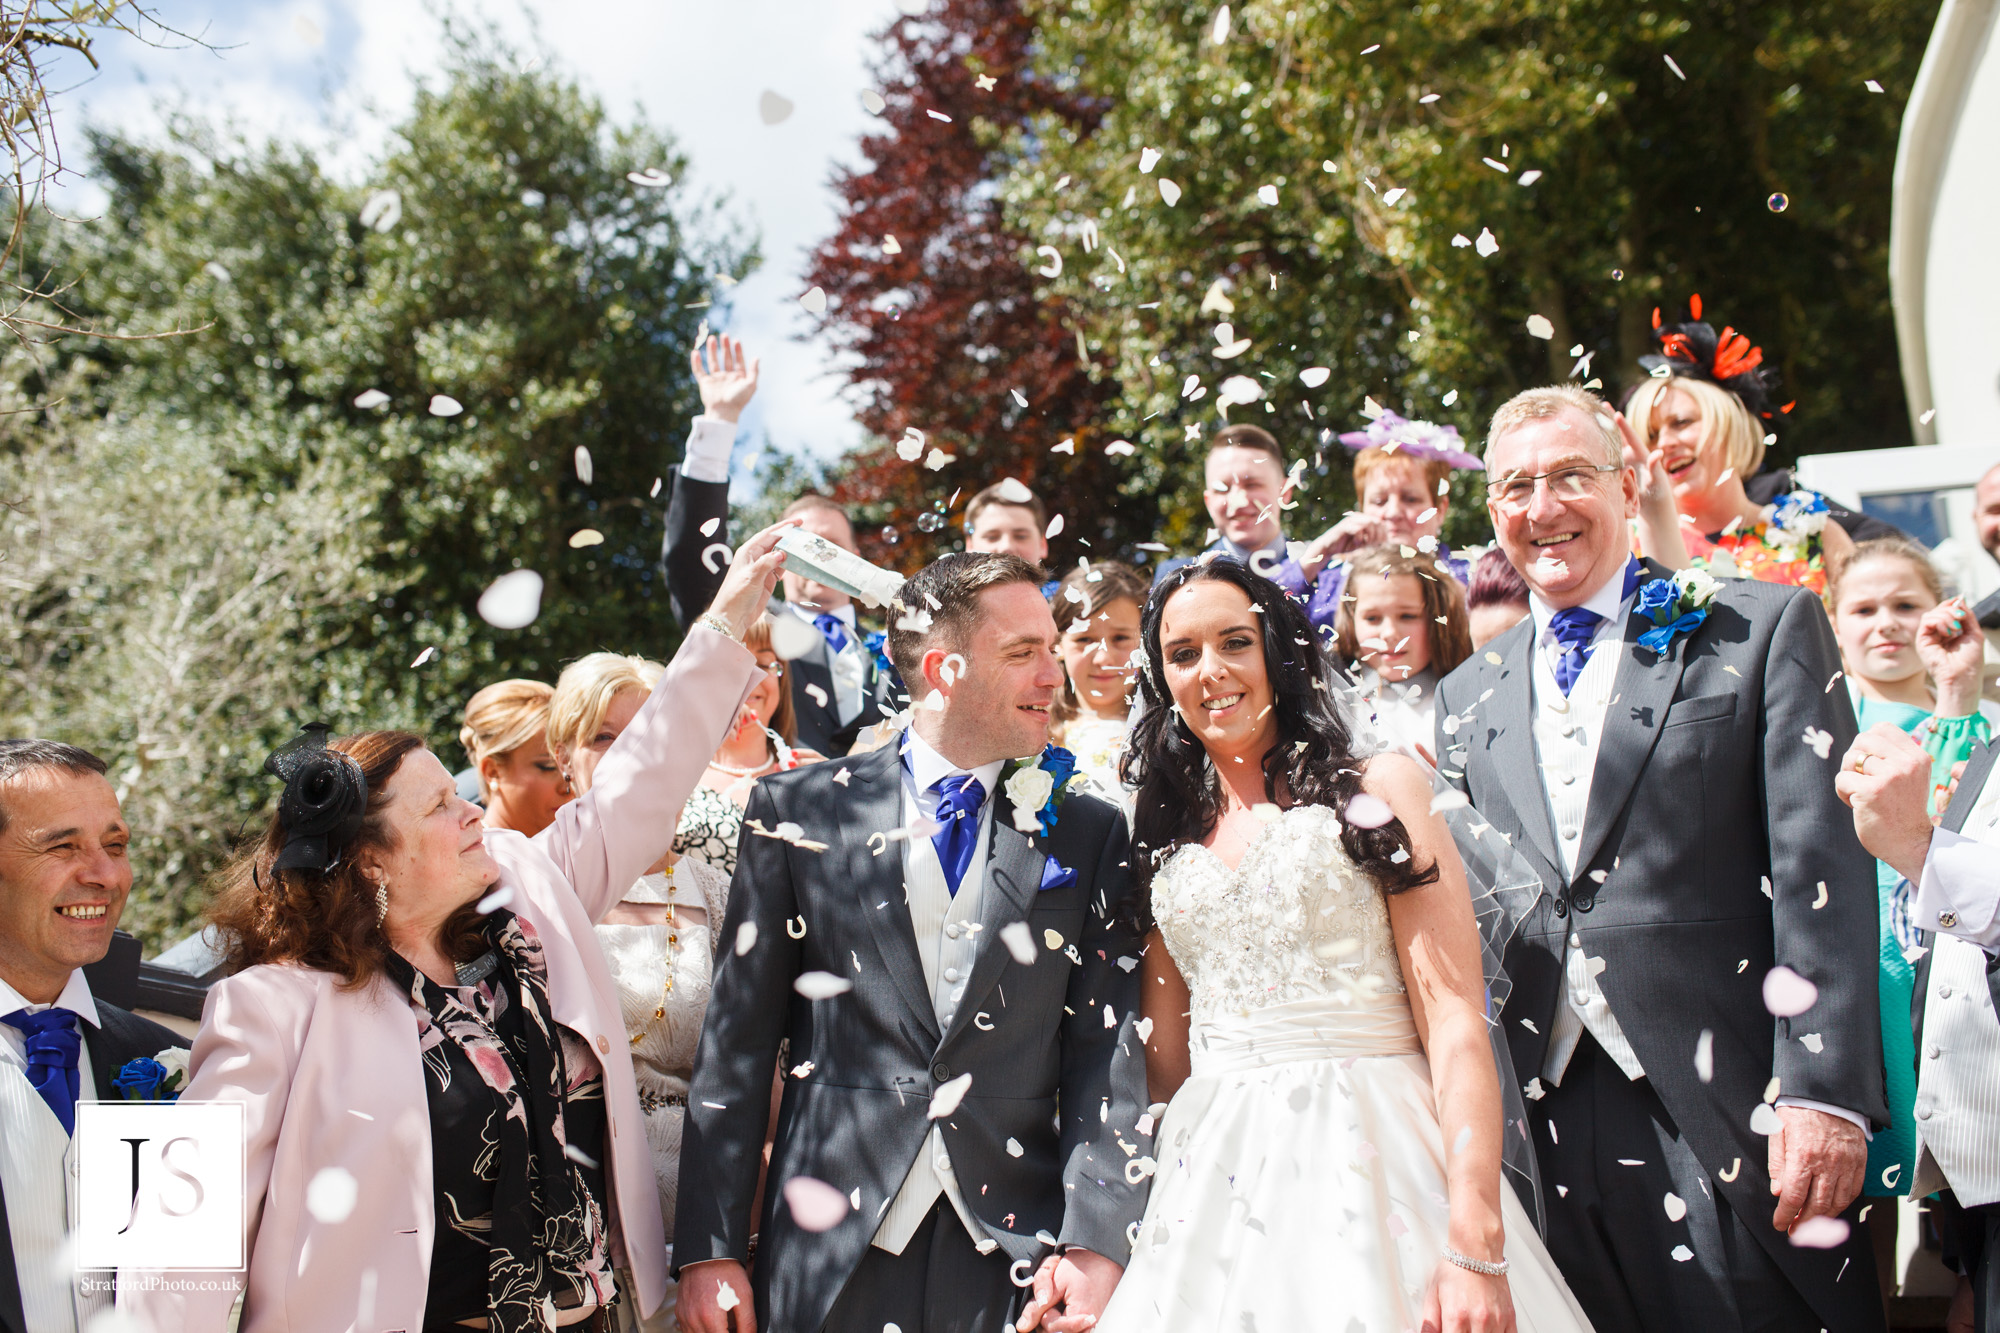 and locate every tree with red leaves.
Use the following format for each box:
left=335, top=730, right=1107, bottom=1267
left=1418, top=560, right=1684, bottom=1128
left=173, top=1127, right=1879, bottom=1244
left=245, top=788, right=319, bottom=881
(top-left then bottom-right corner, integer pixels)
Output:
left=805, top=0, right=1129, bottom=573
